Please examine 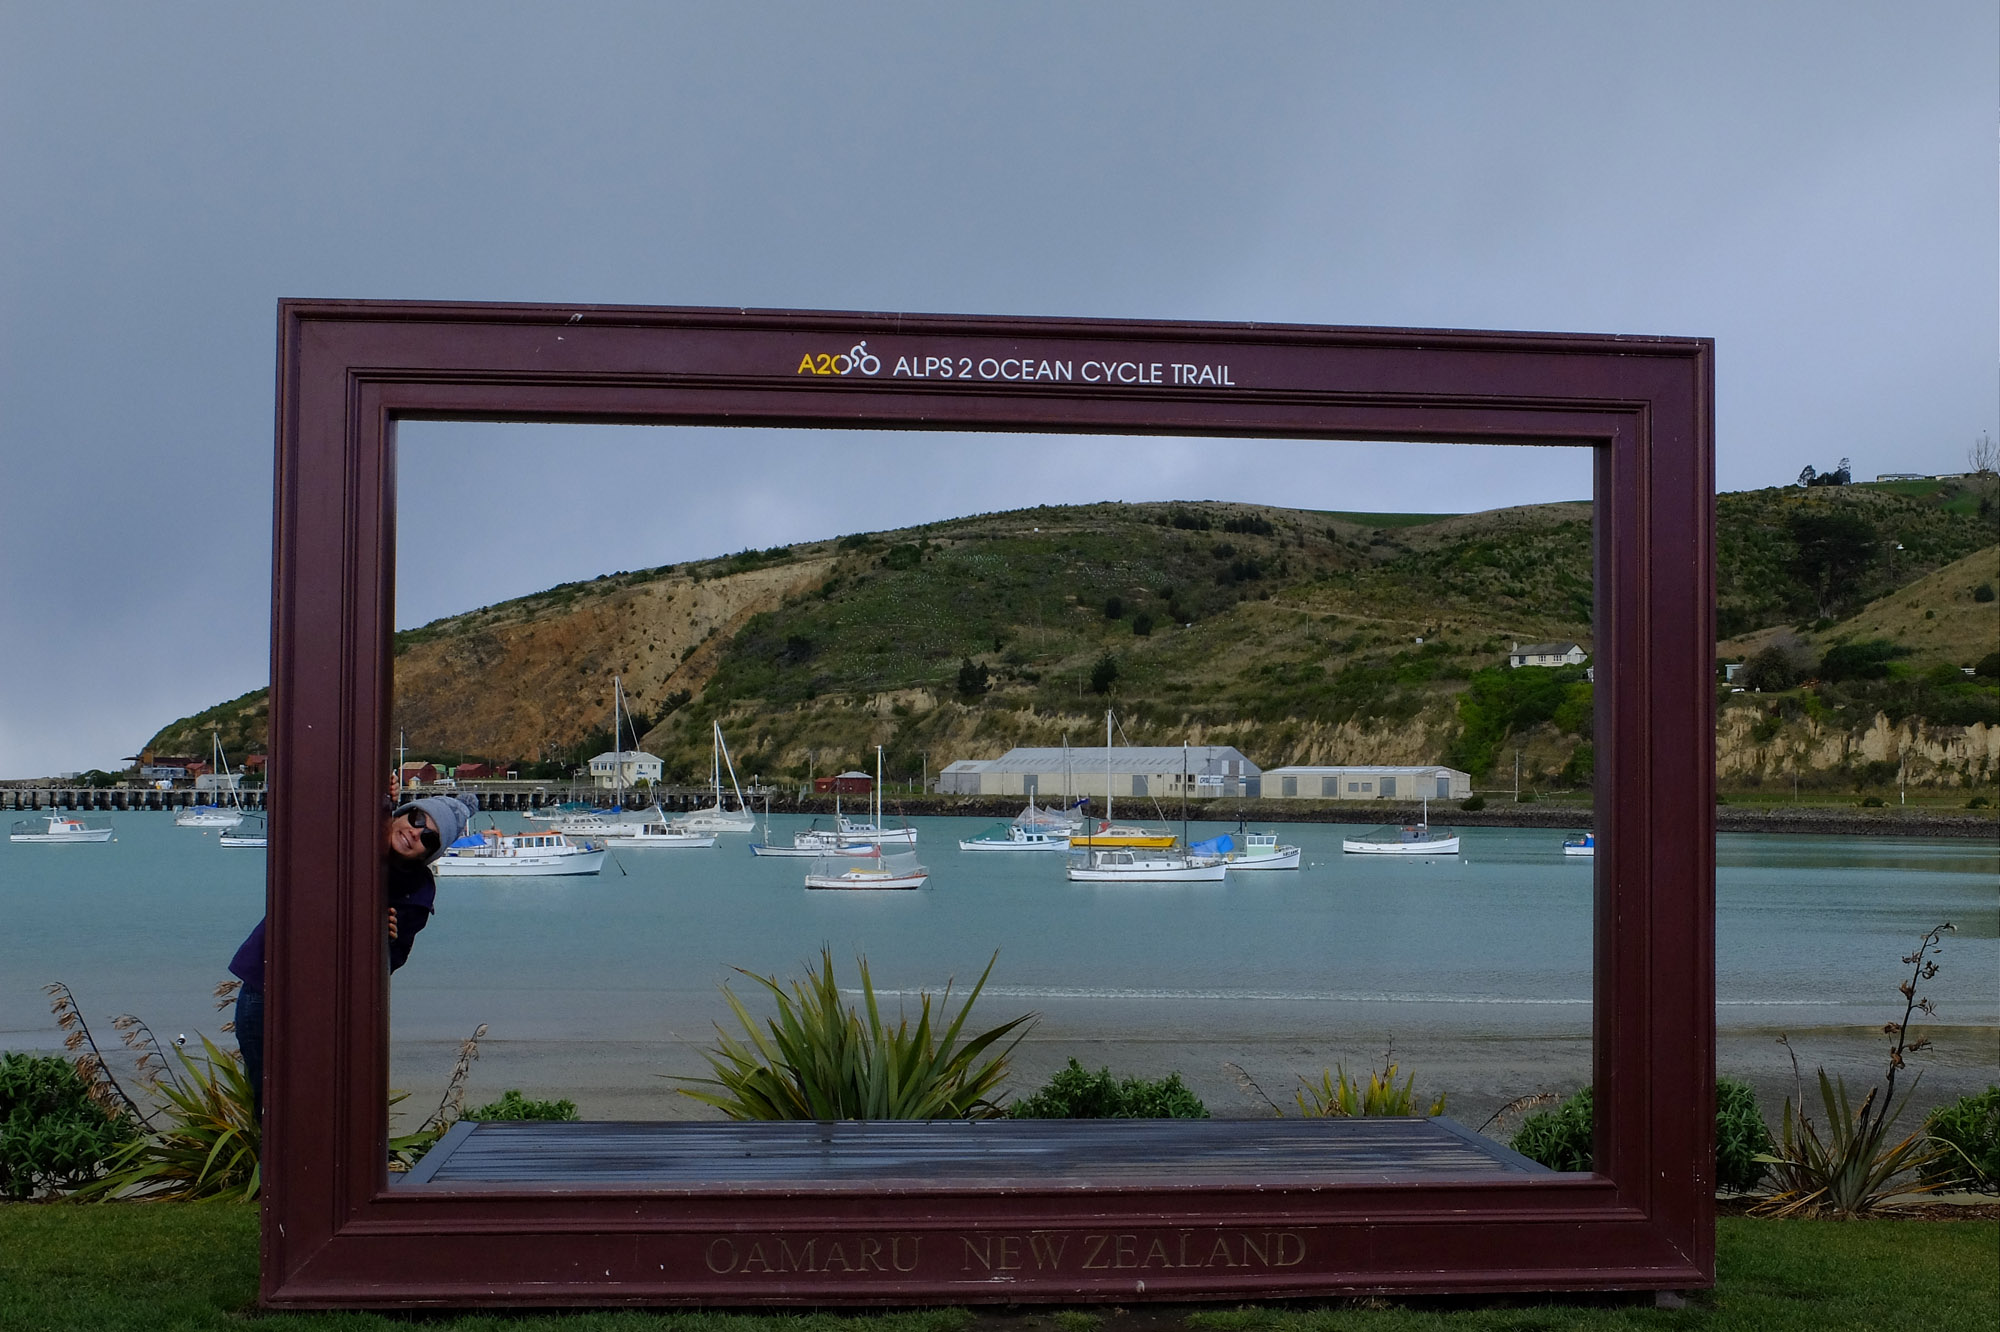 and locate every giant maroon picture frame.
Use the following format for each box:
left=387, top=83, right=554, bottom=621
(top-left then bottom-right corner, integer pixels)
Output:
left=264, top=300, right=1714, bottom=1307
